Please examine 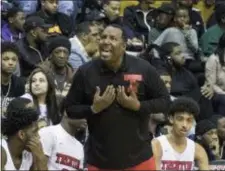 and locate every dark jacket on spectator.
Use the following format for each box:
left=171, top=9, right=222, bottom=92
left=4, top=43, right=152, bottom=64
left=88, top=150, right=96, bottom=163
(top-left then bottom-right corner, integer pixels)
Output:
left=16, top=37, right=48, bottom=77
left=30, top=10, right=72, bottom=37
left=207, top=12, right=216, bottom=29
left=188, top=8, right=205, bottom=39
left=170, top=67, right=213, bottom=120
left=123, top=5, right=156, bottom=41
